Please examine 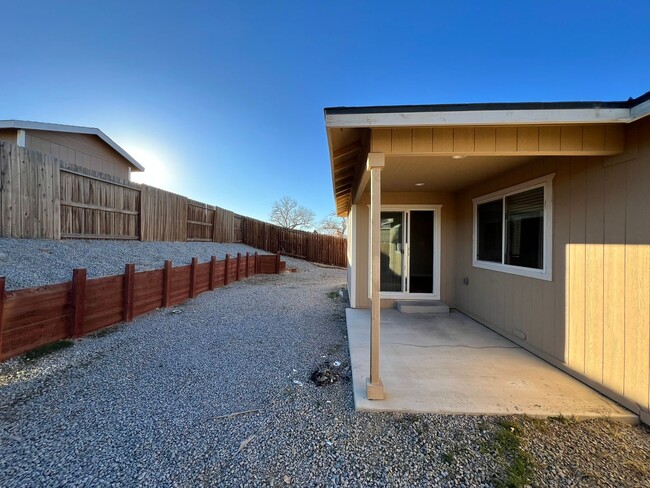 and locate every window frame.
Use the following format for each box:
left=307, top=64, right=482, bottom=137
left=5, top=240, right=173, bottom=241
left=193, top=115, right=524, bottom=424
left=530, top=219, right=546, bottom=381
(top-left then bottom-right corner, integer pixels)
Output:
left=472, top=173, right=554, bottom=281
